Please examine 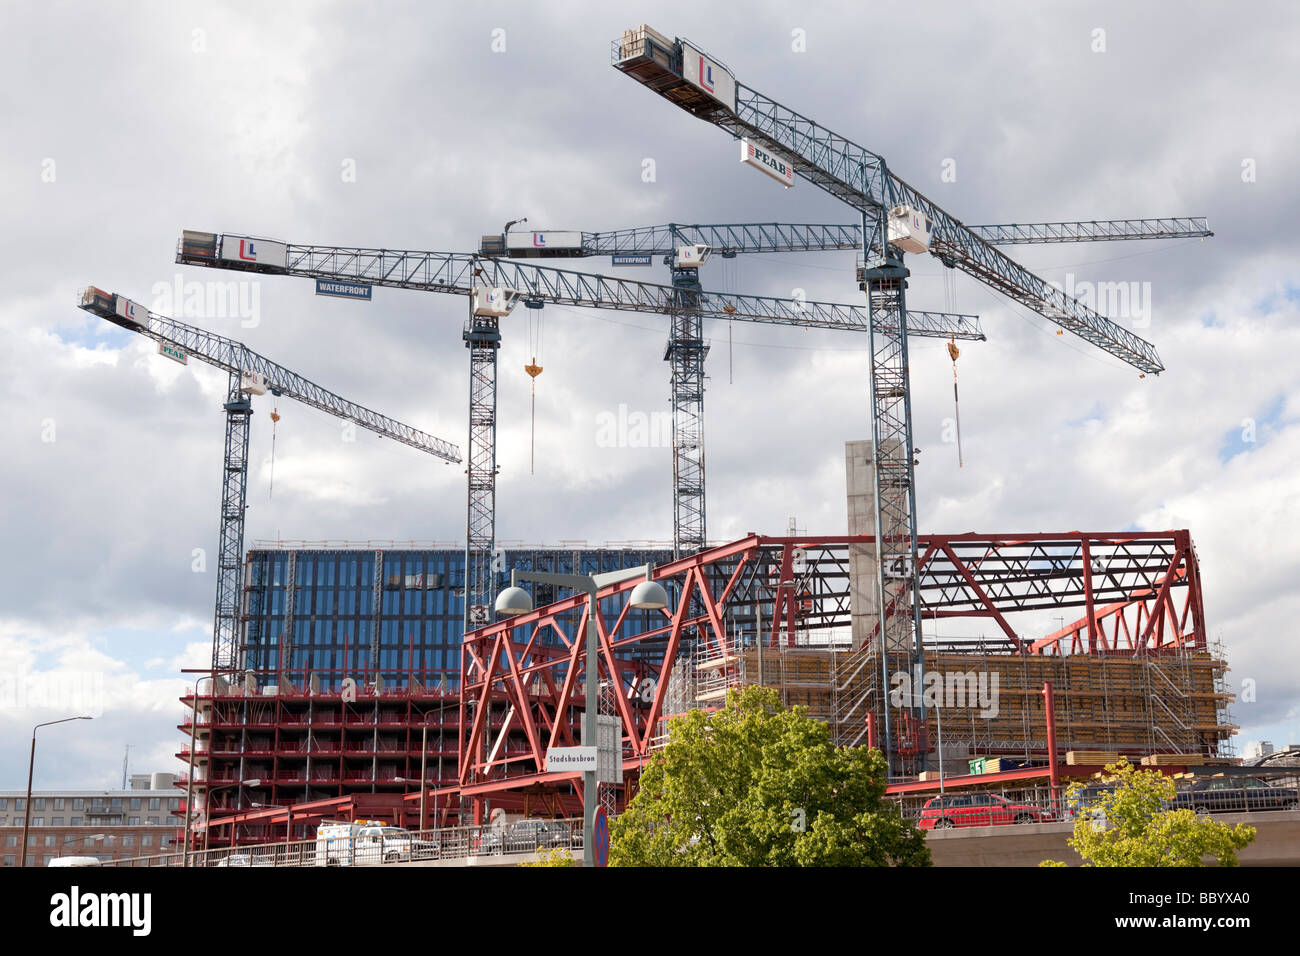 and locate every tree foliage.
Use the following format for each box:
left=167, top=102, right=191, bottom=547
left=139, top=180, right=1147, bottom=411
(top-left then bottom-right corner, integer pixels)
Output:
left=1043, top=758, right=1256, bottom=867
left=609, top=685, right=930, bottom=867
left=519, top=846, right=577, bottom=867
